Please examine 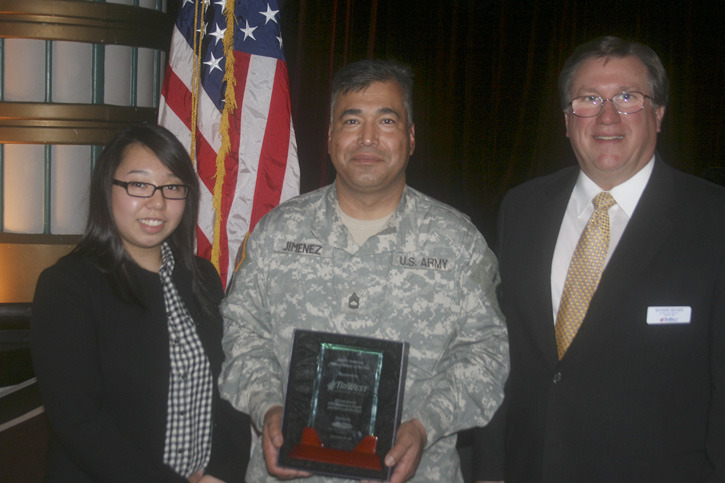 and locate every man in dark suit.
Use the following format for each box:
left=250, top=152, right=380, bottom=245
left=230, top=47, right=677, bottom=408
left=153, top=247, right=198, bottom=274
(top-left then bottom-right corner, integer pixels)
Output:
left=473, top=36, right=725, bottom=482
